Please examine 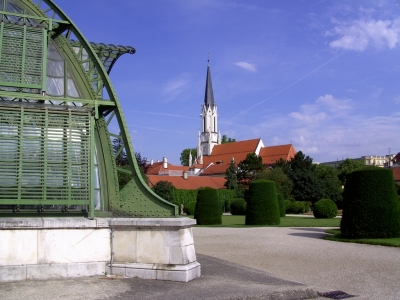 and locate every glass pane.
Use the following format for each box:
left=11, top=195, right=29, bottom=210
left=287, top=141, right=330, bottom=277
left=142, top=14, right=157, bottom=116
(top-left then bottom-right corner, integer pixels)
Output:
left=46, top=77, right=64, bottom=96
left=67, top=77, right=80, bottom=98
